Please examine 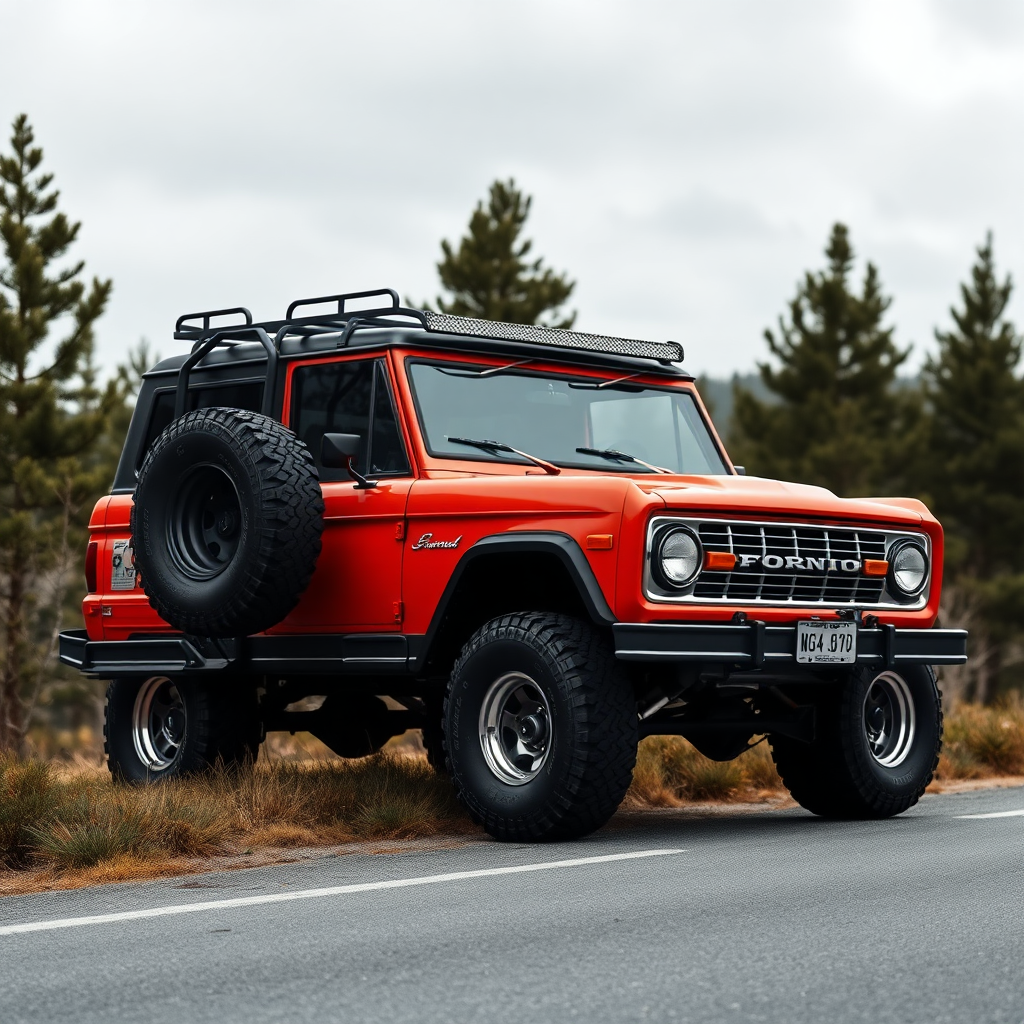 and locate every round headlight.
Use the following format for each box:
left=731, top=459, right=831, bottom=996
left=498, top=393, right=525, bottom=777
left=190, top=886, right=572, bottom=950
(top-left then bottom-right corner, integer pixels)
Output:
left=657, top=527, right=702, bottom=587
left=888, top=541, right=928, bottom=598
